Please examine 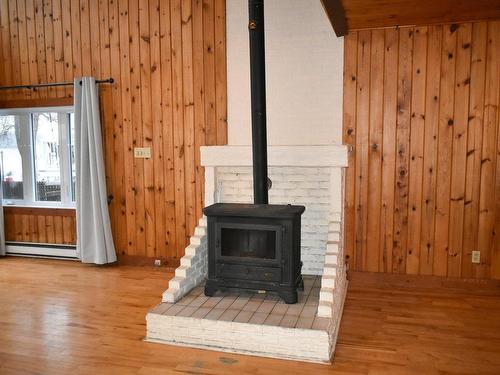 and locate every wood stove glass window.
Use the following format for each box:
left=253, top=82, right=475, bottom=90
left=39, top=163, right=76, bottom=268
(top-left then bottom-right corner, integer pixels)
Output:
left=220, top=227, right=276, bottom=260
